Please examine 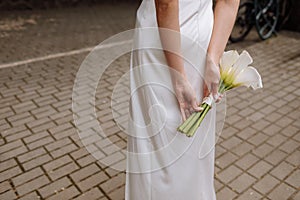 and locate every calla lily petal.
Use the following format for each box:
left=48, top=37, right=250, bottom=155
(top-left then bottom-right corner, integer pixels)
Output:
left=220, top=50, right=239, bottom=73
left=232, top=50, right=253, bottom=76
left=233, top=66, right=263, bottom=89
